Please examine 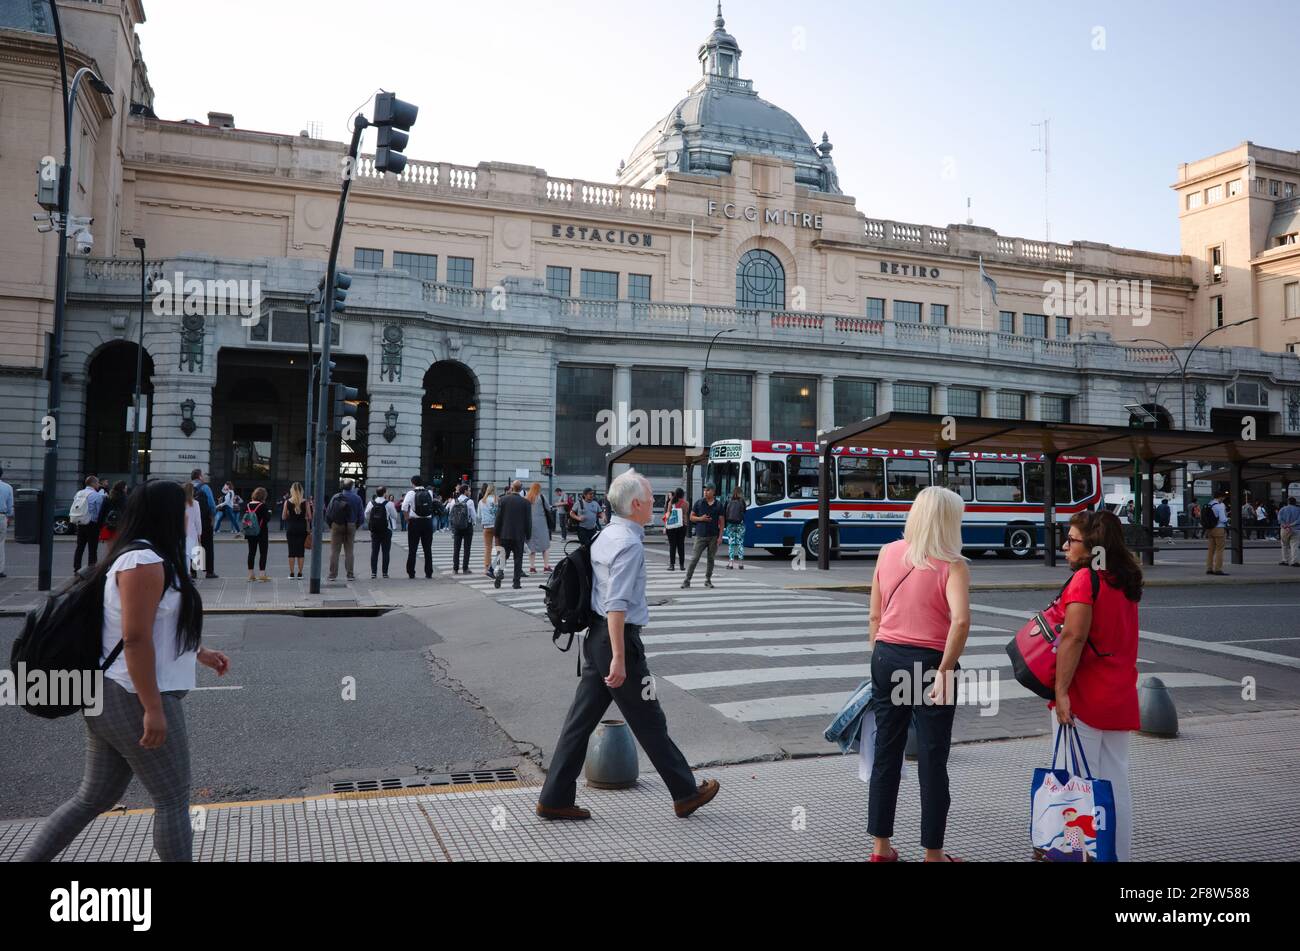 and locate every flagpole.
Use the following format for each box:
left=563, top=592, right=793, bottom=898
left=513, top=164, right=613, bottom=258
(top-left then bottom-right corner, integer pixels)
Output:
left=979, top=255, right=985, bottom=332
left=689, top=219, right=695, bottom=306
